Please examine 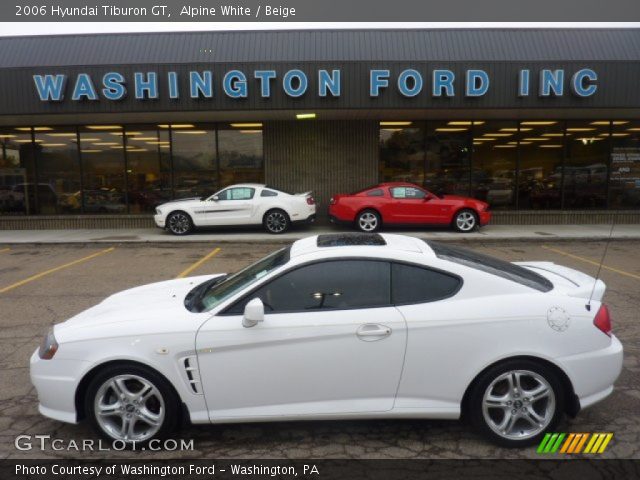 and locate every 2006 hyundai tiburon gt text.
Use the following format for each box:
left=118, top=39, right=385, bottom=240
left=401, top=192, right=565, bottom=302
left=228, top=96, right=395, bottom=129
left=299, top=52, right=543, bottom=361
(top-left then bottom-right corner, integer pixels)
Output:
left=30, top=233, right=622, bottom=447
